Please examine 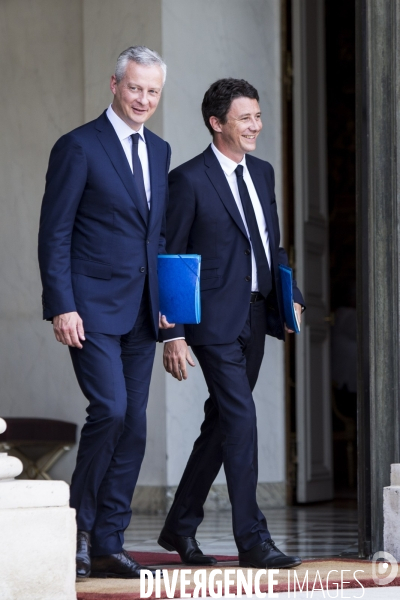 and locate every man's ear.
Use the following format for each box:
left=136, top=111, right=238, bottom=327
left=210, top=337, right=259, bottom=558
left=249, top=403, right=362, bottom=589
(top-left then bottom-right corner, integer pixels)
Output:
left=110, top=75, right=117, bottom=95
left=209, top=116, right=222, bottom=133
